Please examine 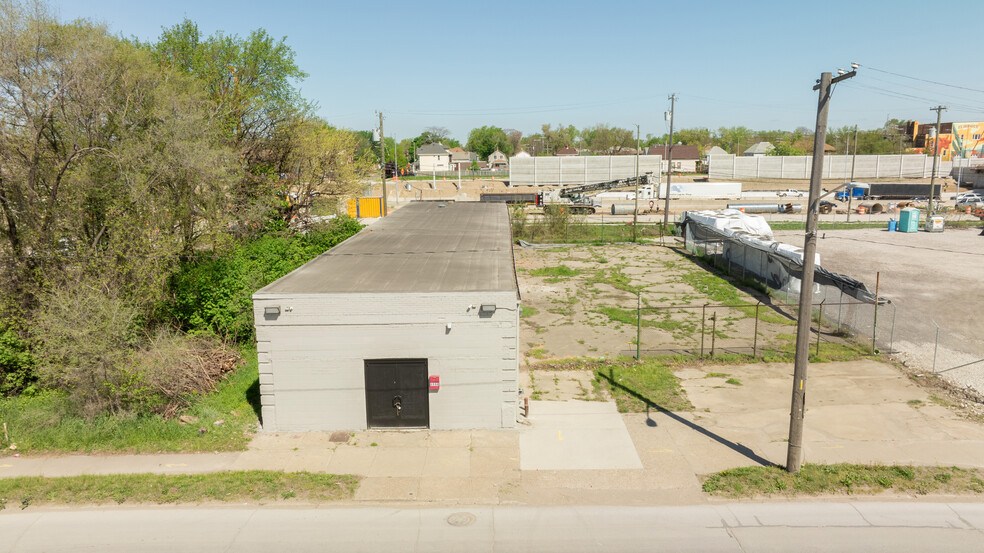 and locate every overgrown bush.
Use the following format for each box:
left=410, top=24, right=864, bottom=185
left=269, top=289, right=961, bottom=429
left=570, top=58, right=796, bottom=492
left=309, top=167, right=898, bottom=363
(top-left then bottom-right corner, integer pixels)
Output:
left=32, top=279, right=242, bottom=417
left=33, top=281, right=144, bottom=416
left=132, top=332, right=242, bottom=417
left=0, top=325, right=36, bottom=396
left=164, top=217, right=362, bottom=342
